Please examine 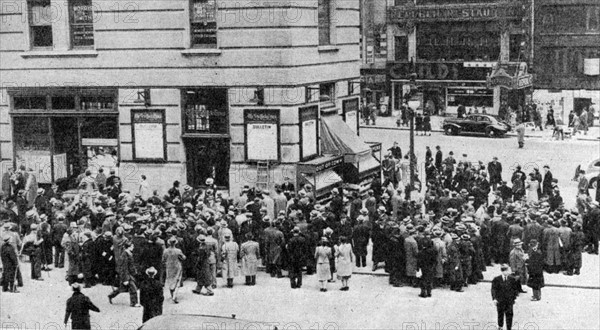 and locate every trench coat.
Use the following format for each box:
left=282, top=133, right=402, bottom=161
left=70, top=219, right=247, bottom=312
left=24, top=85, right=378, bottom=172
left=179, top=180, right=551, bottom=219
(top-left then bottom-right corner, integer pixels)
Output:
left=240, top=240, right=260, bottom=276
left=432, top=237, right=447, bottom=278
left=162, top=247, right=185, bottom=291
left=445, top=242, right=463, bottom=283
left=221, top=241, right=239, bottom=278
left=404, top=235, right=419, bottom=277
left=64, top=291, right=100, bottom=330
left=543, top=227, right=561, bottom=266
left=139, top=276, right=164, bottom=323
left=315, top=245, right=332, bottom=282
left=509, top=247, right=528, bottom=284
left=195, top=244, right=212, bottom=287
left=526, top=249, right=545, bottom=290
left=263, top=227, right=284, bottom=266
